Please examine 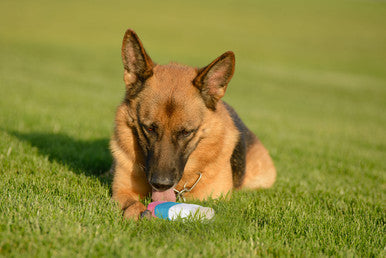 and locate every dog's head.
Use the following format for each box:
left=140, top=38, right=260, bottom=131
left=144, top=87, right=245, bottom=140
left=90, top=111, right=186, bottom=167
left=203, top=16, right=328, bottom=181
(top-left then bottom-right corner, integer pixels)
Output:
left=121, top=29, right=235, bottom=192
